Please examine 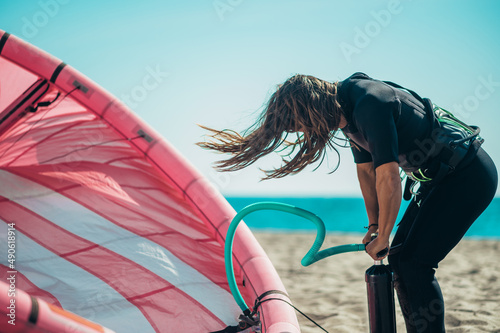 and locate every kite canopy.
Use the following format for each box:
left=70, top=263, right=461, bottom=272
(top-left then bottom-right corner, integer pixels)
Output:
left=0, top=30, right=300, bottom=333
